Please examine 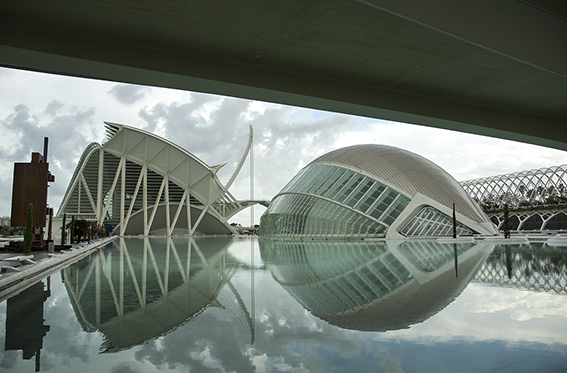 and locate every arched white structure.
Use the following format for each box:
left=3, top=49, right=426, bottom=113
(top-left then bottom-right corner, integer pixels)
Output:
left=461, top=165, right=567, bottom=210
left=57, top=123, right=255, bottom=235
left=460, top=165, right=567, bottom=231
